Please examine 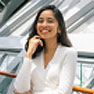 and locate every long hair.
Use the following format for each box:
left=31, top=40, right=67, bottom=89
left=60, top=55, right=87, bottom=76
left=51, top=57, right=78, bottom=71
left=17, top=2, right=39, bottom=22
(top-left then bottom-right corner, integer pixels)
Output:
left=25, top=5, right=72, bottom=58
